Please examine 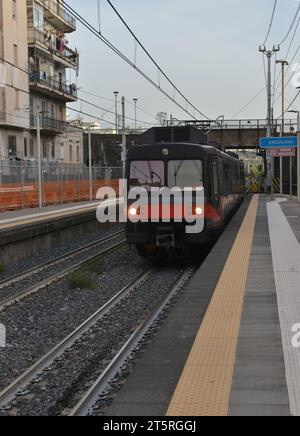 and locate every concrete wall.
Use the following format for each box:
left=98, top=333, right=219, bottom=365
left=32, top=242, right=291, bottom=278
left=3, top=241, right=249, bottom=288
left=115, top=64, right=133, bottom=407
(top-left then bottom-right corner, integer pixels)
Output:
left=0, top=212, right=111, bottom=264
